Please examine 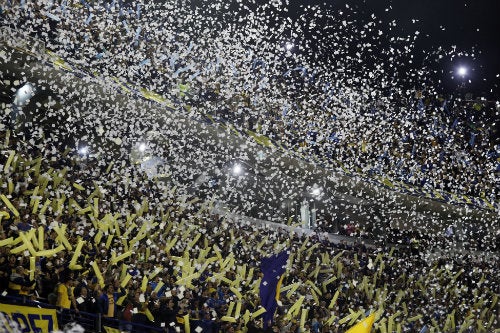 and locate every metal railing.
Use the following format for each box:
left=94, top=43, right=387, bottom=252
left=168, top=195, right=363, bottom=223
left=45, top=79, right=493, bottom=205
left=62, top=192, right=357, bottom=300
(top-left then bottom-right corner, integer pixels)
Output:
left=0, top=294, right=228, bottom=333
left=0, top=294, right=165, bottom=333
